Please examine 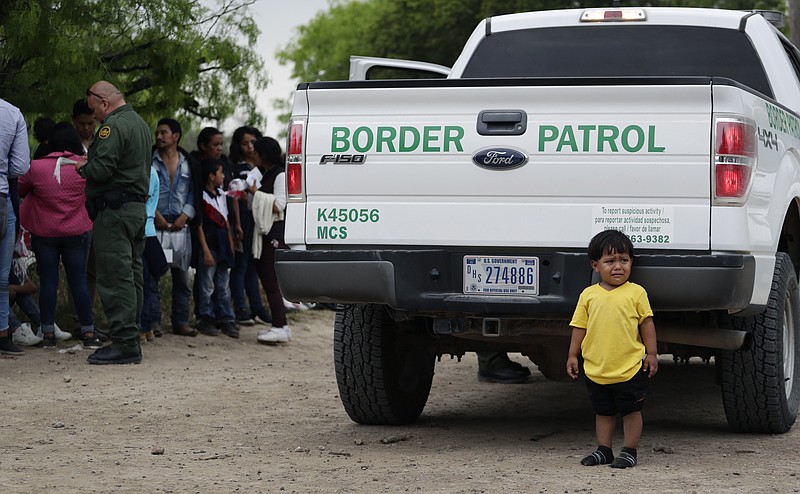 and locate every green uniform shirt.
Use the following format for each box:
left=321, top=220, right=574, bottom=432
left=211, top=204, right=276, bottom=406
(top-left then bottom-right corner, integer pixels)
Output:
left=84, top=104, right=151, bottom=200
